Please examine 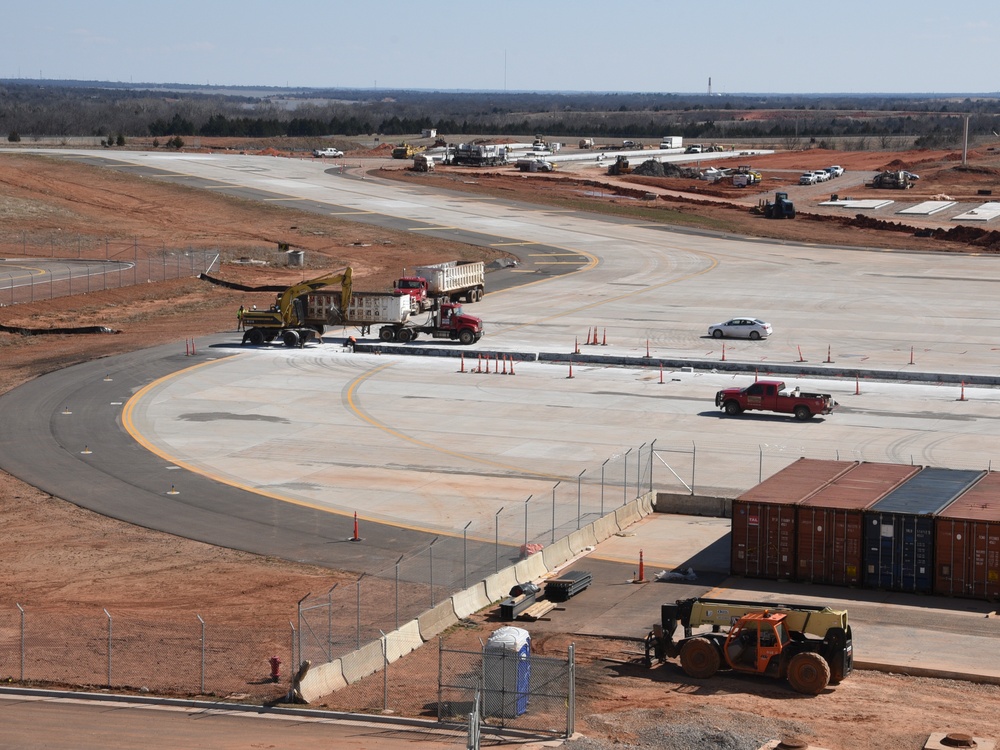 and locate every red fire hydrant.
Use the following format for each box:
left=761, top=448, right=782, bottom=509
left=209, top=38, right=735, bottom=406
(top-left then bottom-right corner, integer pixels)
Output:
left=268, top=656, right=281, bottom=683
